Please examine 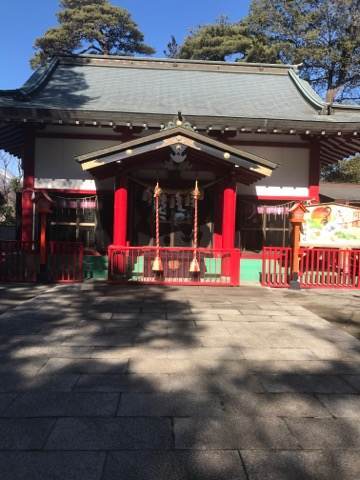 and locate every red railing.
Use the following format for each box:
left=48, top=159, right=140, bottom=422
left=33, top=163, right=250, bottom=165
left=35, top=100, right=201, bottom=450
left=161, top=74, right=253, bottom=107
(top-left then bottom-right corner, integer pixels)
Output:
left=108, top=246, right=241, bottom=286
left=262, top=246, right=360, bottom=289
left=299, top=248, right=360, bottom=288
left=0, top=241, right=83, bottom=283
left=261, top=246, right=292, bottom=288
left=47, top=241, right=84, bottom=283
left=0, top=241, right=39, bottom=282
